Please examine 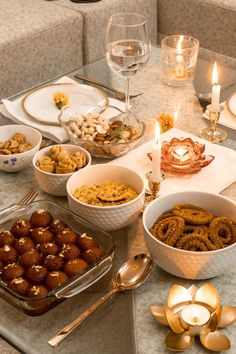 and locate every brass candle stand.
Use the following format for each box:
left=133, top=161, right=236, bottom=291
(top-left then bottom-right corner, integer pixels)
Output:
left=200, top=104, right=227, bottom=143
left=150, top=284, right=236, bottom=352
left=145, top=171, right=165, bottom=203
